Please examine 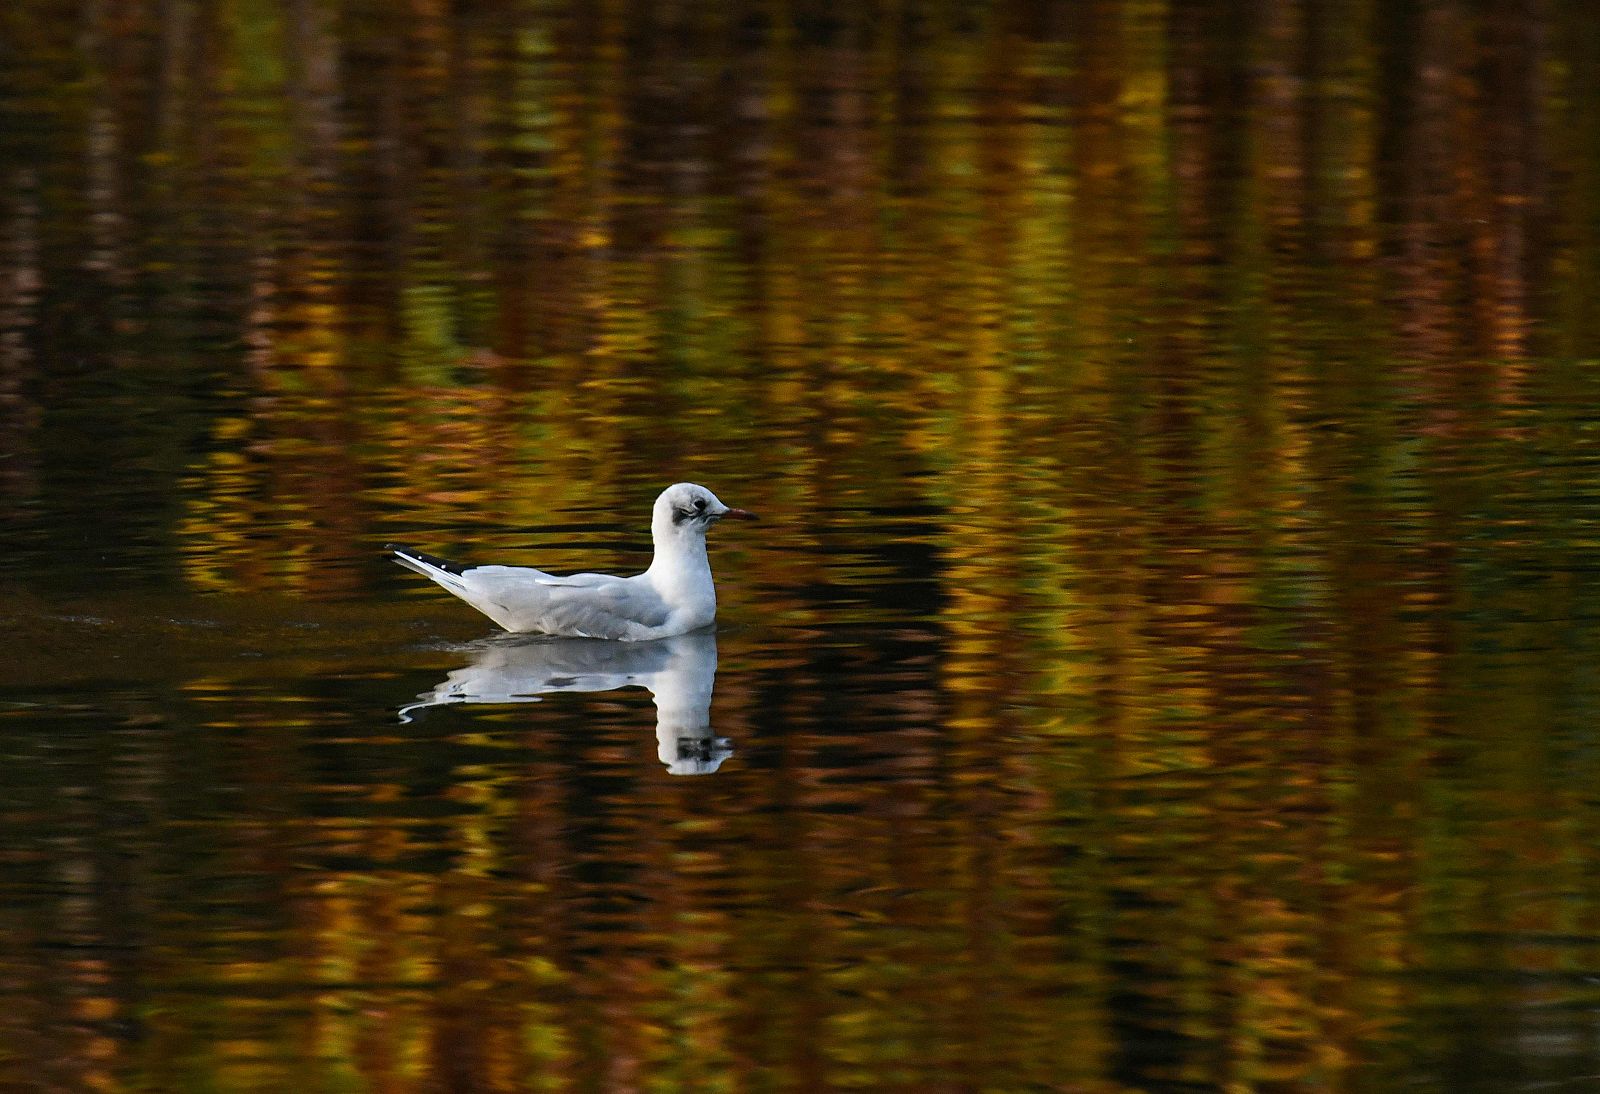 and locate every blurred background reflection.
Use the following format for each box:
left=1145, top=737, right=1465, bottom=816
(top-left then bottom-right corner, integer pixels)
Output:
left=5, top=0, right=1600, bottom=1090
